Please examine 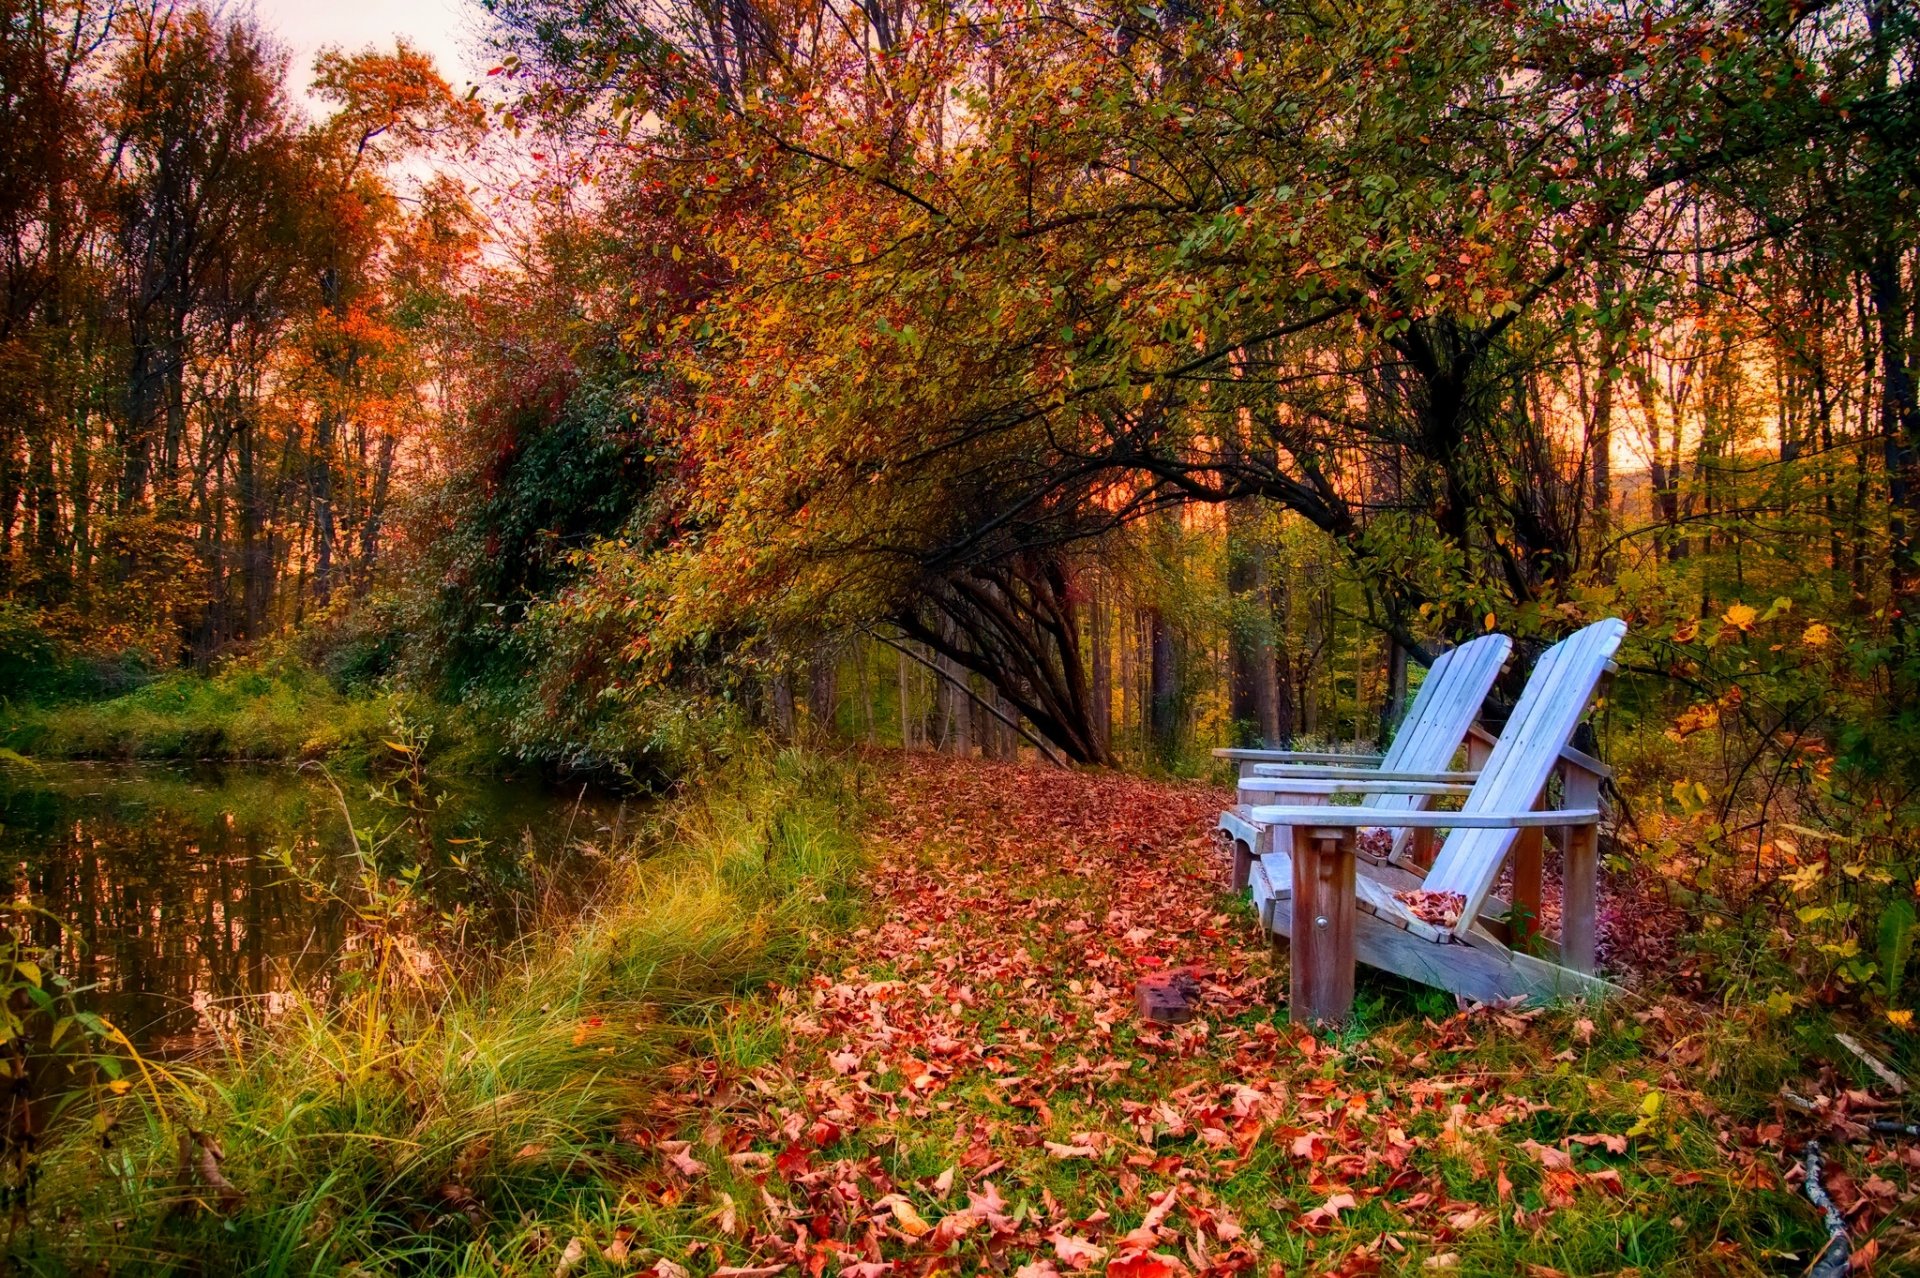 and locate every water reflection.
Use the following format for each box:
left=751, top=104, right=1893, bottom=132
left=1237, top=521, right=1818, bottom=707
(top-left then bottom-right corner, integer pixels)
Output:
left=0, top=763, right=632, bottom=1057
